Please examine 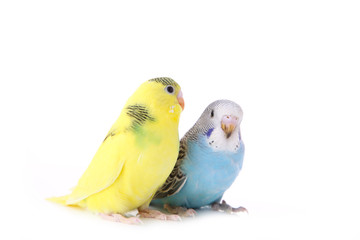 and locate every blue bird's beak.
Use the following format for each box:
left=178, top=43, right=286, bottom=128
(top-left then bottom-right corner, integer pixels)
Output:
left=221, top=115, right=238, bottom=138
